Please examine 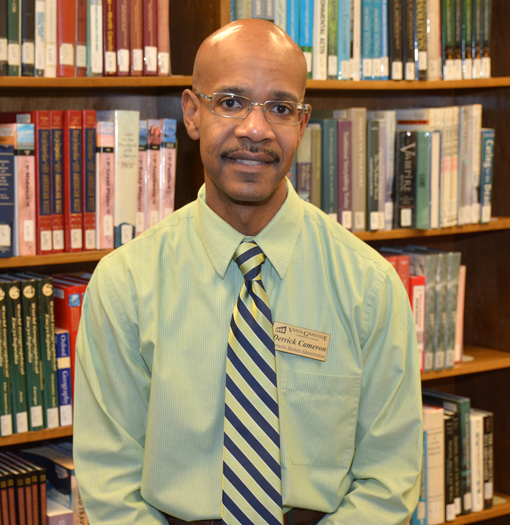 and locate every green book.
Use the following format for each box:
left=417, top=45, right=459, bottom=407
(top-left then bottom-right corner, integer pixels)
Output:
left=309, top=123, right=322, bottom=210
left=0, top=281, right=13, bottom=437
left=462, top=0, right=474, bottom=78
left=366, top=120, right=382, bottom=231
left=442, top=0, right=455, bottom=80
left=6, top=0, right=20, bottom=76
left=327, top=0, right=339, bottom=79
left=415, top=131, right=432, bottom=230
